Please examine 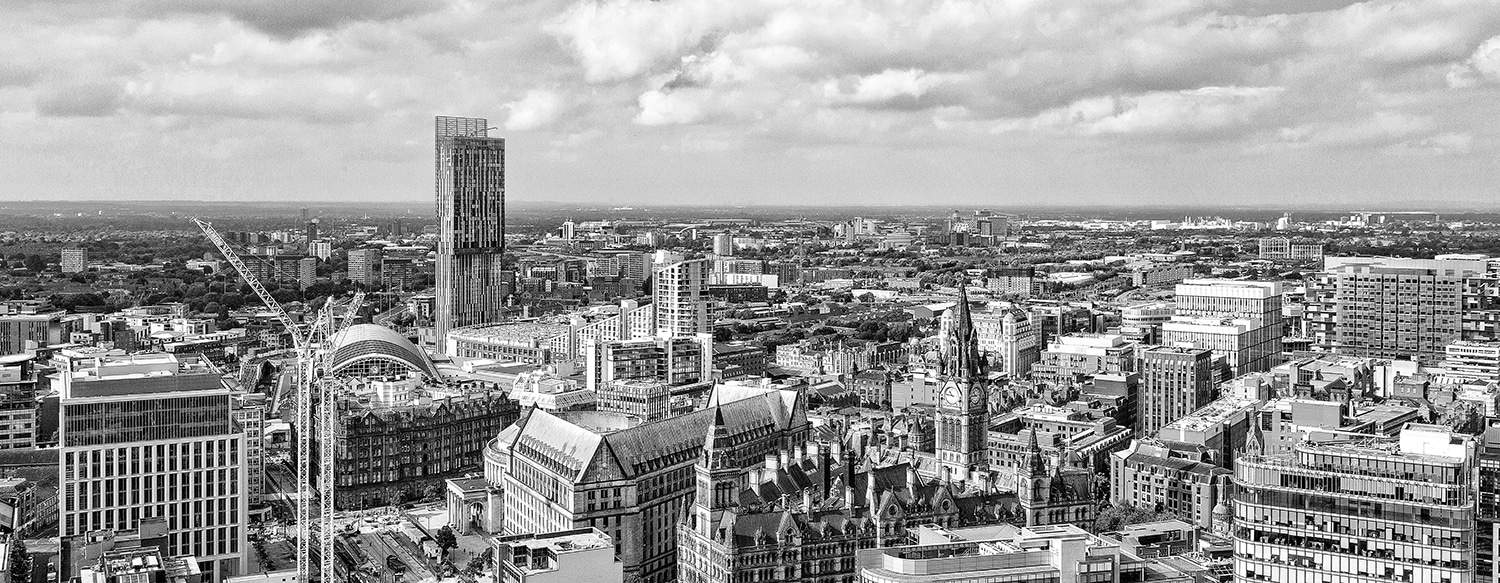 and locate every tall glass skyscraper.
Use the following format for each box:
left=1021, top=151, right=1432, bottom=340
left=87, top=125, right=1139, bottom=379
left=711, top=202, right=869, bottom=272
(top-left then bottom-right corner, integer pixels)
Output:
left=434, top=115, right=508, bottom=353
